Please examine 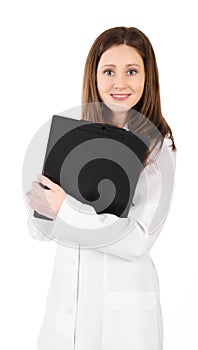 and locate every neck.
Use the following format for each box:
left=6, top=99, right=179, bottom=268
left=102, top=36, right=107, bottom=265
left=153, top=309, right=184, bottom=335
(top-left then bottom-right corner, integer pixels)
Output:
left=109, top=111, right=128, bottom=128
